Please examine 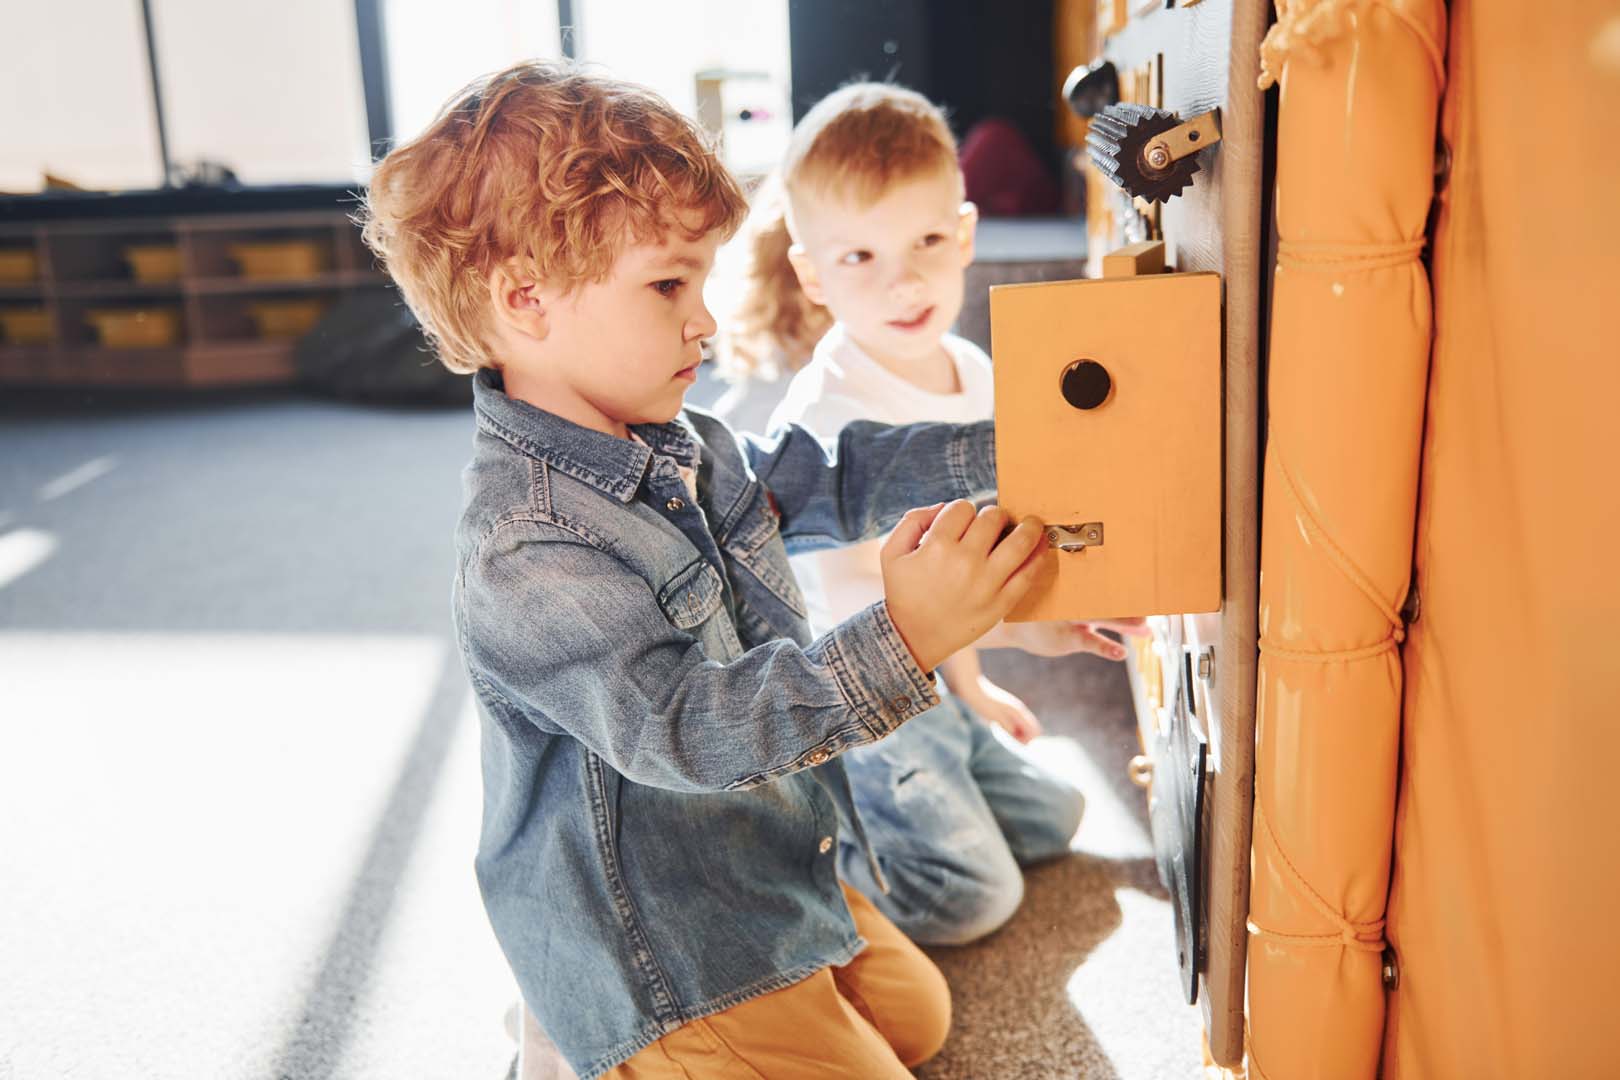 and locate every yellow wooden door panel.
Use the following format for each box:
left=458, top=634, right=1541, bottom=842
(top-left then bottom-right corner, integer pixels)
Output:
left=991, top=271, right=1222, bottom=621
